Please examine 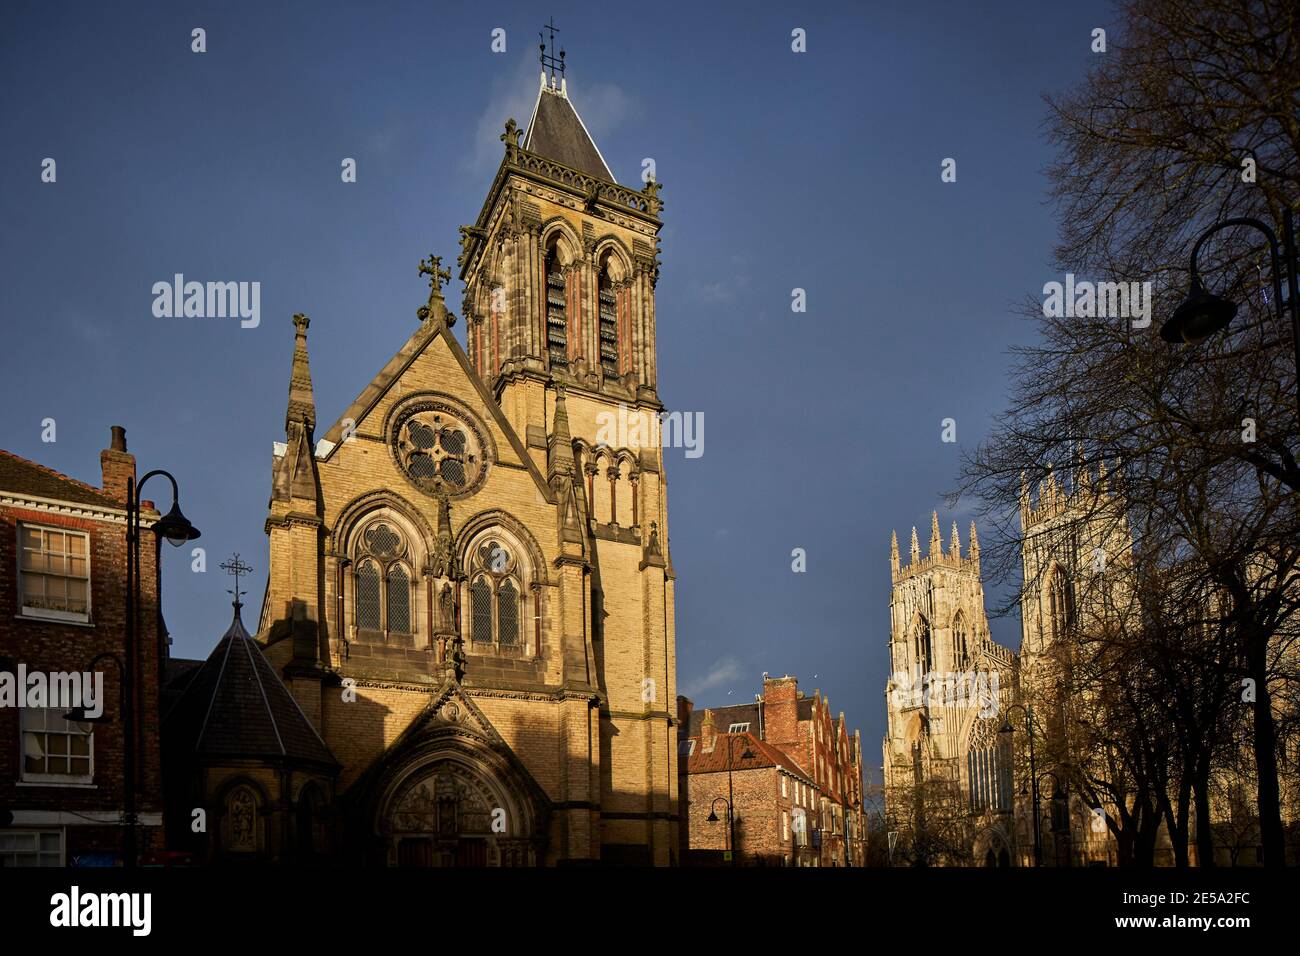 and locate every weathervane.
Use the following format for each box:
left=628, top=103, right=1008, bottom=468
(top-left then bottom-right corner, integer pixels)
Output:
left=220, top=553, right=253, bottom=608
left=539, top=17, right=565, bottom=83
